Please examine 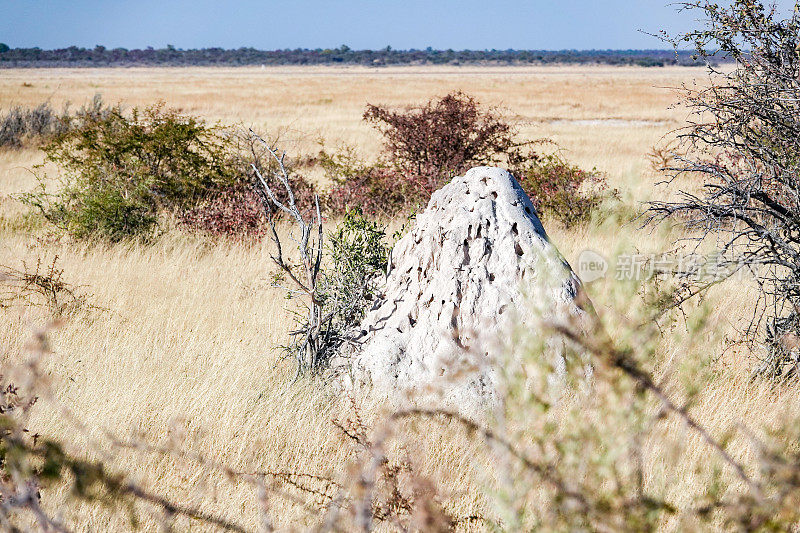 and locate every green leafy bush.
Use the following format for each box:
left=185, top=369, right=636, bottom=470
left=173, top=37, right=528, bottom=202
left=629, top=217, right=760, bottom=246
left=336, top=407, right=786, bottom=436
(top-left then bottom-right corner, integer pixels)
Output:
left=276, top=207, right=390, bottom=370
left=50, top=103, right=235, bottom=207
left=320, top=208, right=389, bottom=329
left=22, top=103, right=241, bottom=241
